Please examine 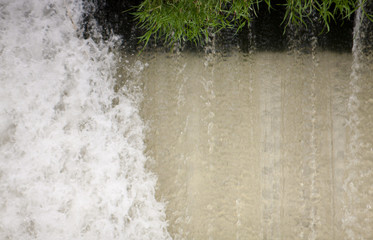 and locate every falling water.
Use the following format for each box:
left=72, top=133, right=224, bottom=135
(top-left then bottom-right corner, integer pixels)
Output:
left=0, top=1, right=170, bottom=239
left=342, top=4, right=373, bottom=240
left=1, top=0, right=372, bottom=239
left=138, top=7, right=373, bottom=240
